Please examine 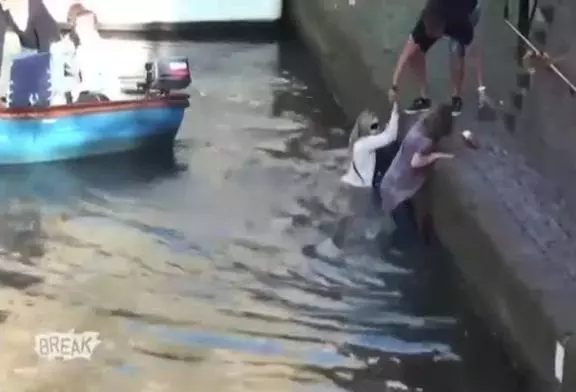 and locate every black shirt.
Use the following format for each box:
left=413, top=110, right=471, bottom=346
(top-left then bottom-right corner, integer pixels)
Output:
left=426, top=0, right=478, bottom=23
left=372, top=141, right=400, bottom=189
